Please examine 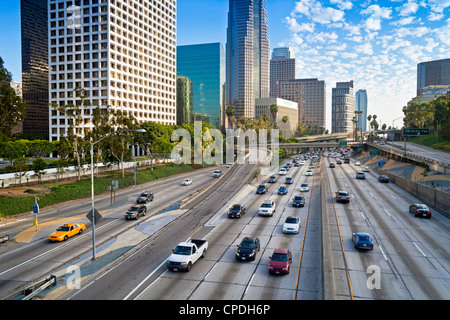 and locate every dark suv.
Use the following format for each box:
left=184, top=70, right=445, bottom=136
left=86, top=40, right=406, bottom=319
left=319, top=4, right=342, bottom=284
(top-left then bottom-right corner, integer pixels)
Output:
left=256, top=184, right=267, bottom=194
left=235, top=237, right=260, bottom=261
left=136, top=191, right=154, bottom=203
left=335, top=191, right=350, bottom=203
left=292, top=195, right=305, bottom=207
left=228, top=204, right=246, bottom=218
left=125, top=204, right=147, bottom=220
